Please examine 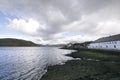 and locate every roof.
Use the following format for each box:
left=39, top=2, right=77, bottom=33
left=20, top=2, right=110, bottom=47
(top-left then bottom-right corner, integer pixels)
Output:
left=94, top=34, right=120, bottom=43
